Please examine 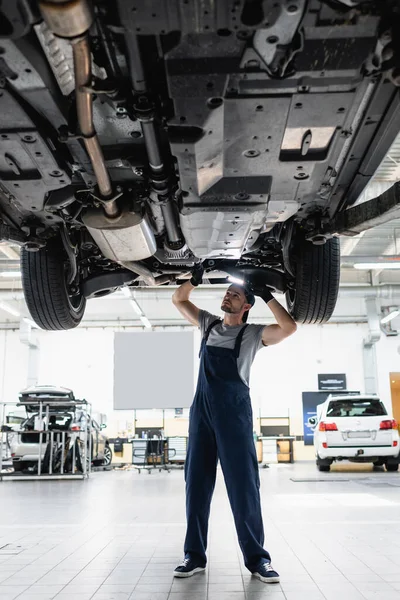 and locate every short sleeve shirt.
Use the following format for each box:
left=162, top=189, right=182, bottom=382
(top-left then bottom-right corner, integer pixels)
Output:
left=199, top=310, right=266, bottom=387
